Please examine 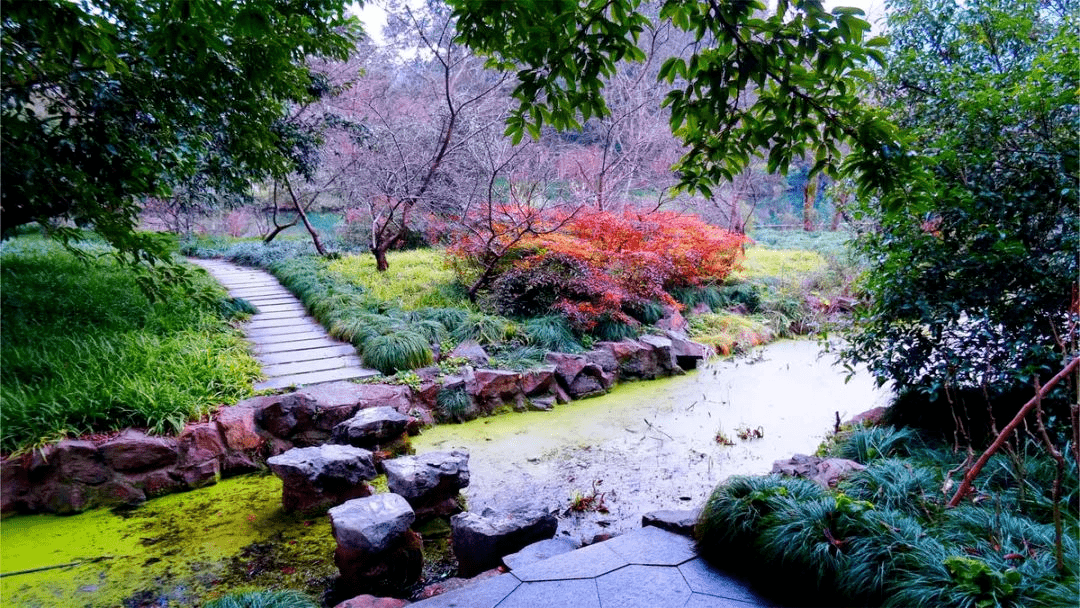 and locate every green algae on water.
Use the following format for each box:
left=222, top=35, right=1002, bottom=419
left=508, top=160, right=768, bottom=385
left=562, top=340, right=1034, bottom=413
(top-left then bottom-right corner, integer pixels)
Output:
left=0, top=473, right=338, bottom=607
